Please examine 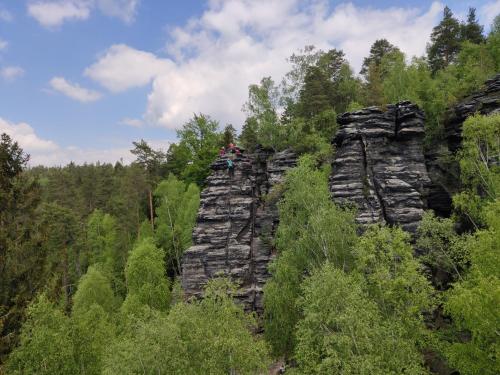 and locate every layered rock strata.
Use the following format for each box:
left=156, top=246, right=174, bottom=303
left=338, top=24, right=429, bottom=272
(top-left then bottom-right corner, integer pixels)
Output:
left=329, top=101, right=432, bottom=233
left=181, top=149, right=296, bottom=312
left=445, top=74, right=500, bottom=152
